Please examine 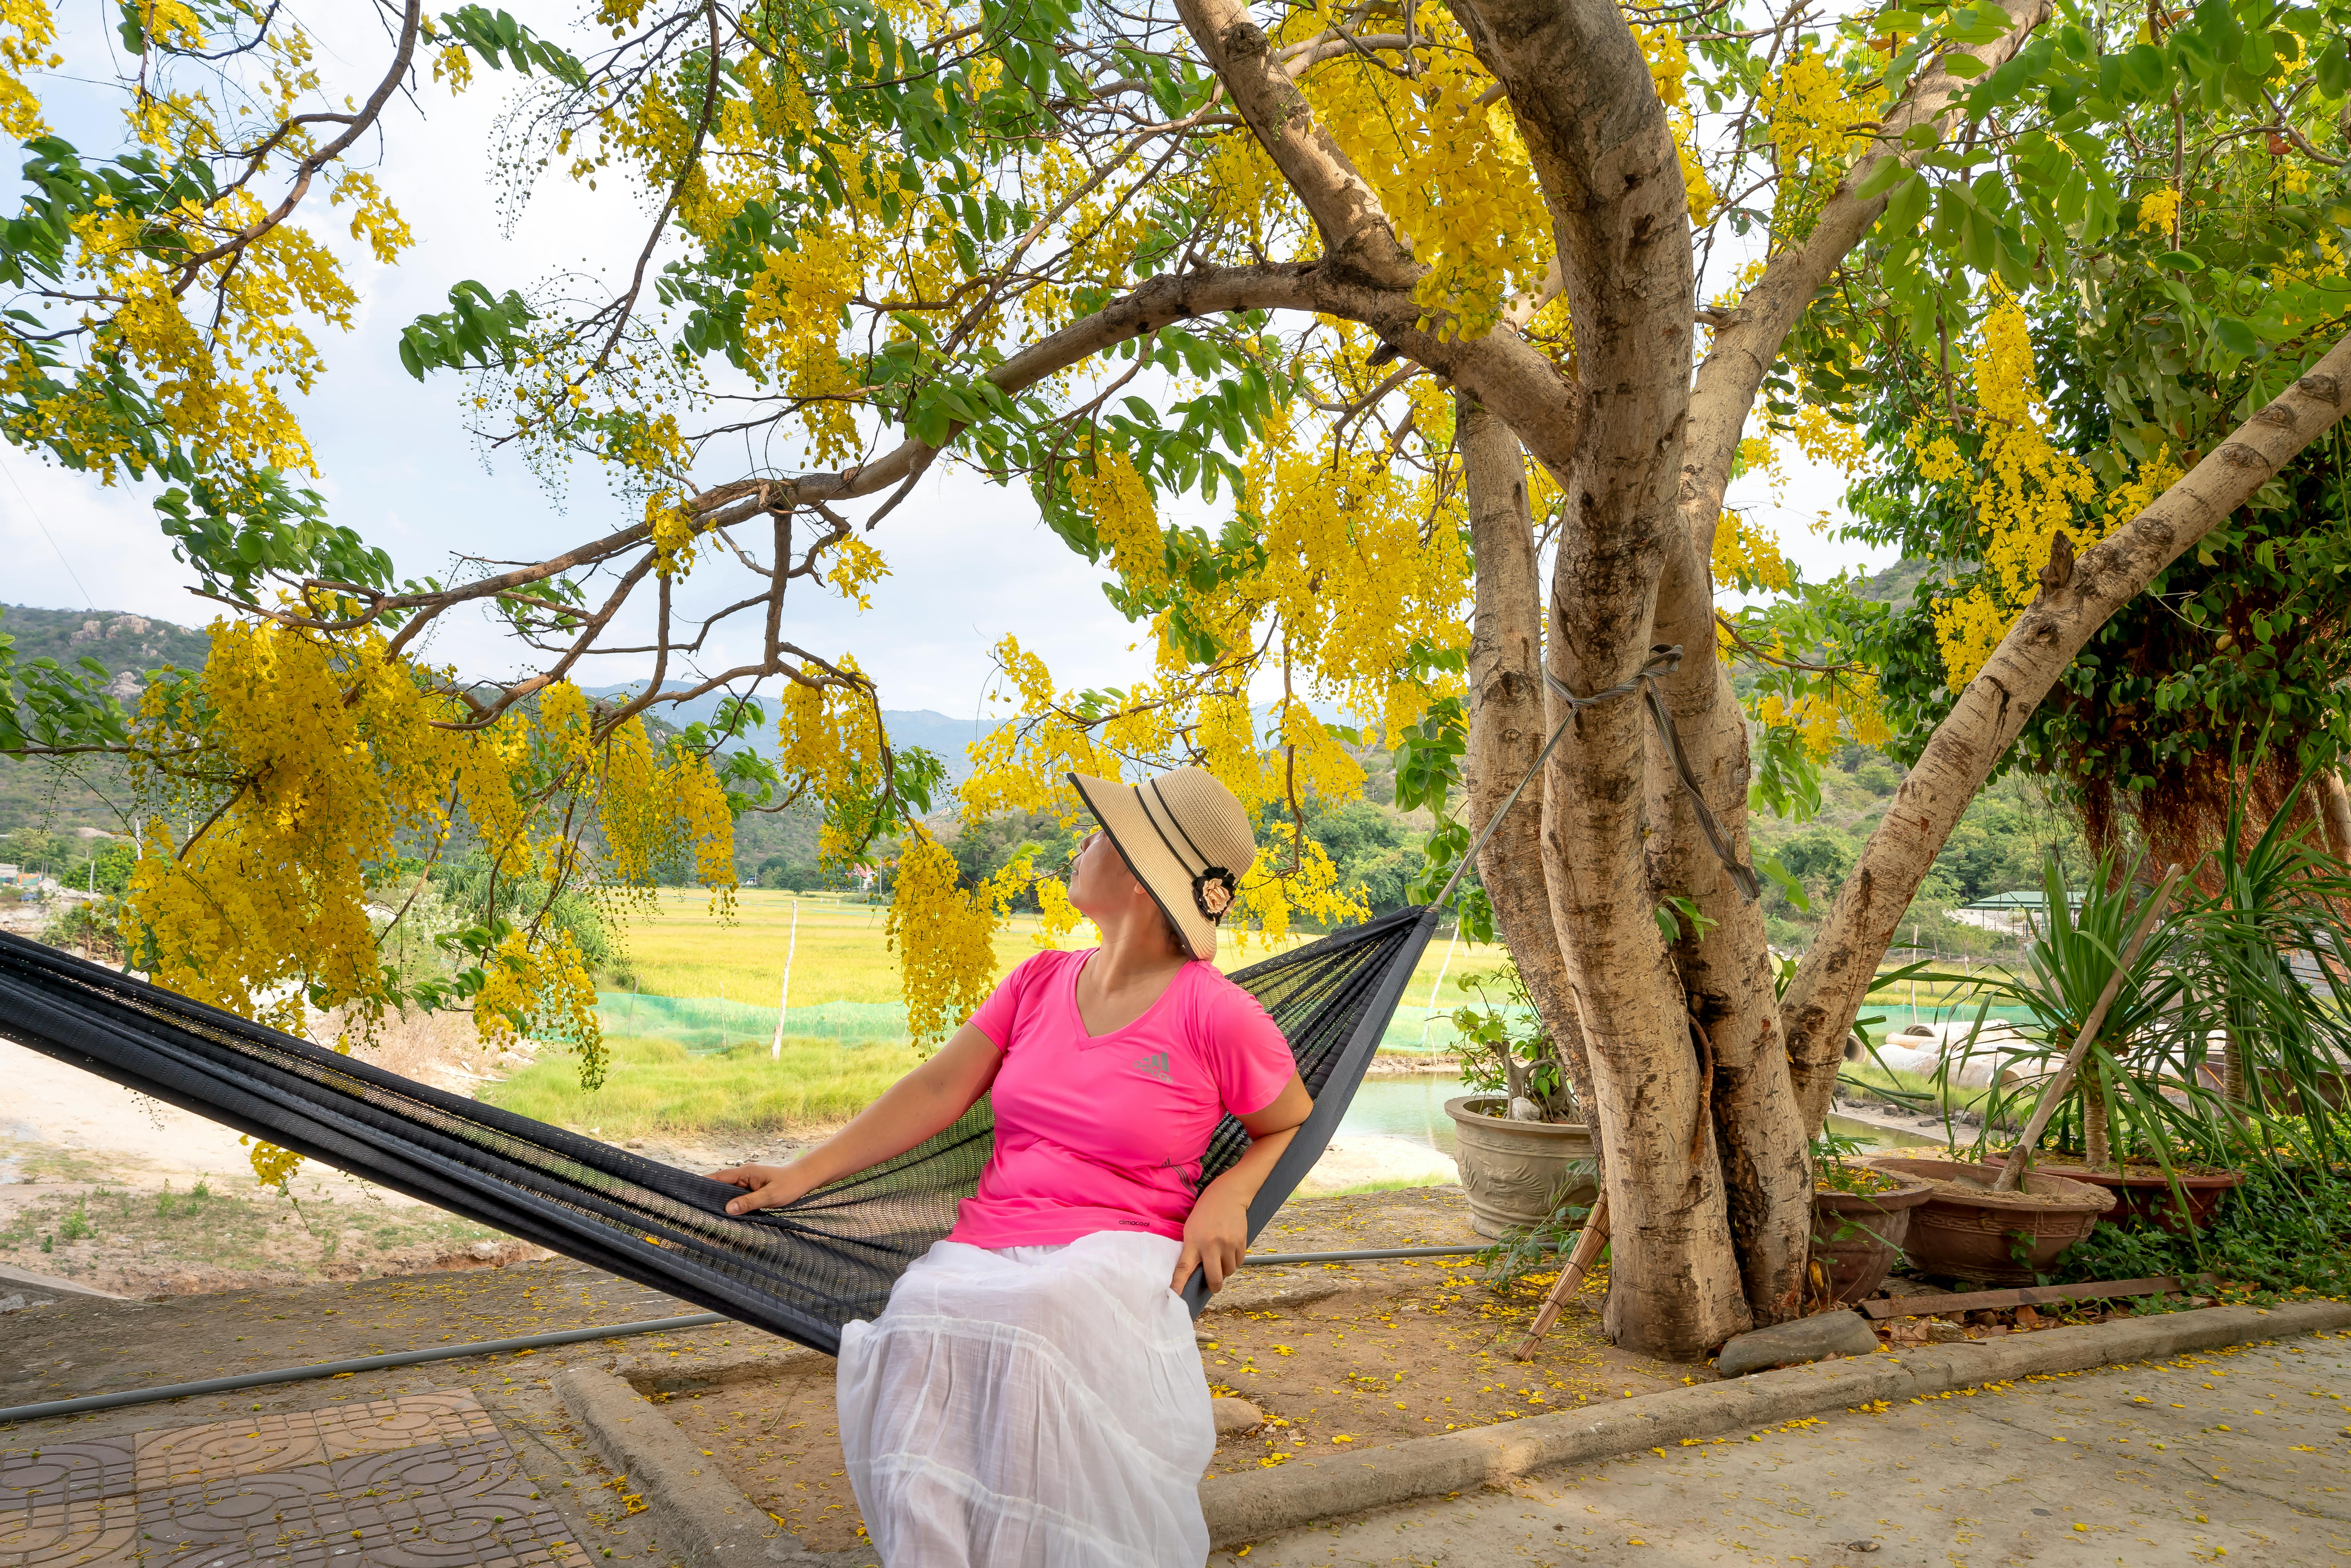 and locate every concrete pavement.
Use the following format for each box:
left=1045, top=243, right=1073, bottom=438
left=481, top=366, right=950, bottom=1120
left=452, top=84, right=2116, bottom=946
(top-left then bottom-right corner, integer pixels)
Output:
left=1209, top=1327, right=2351, bottom=1567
